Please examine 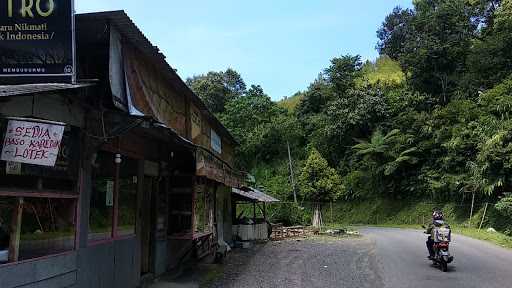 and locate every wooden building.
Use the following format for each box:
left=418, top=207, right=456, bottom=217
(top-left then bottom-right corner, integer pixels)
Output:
left=0, top=10, right=244, bottom=288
